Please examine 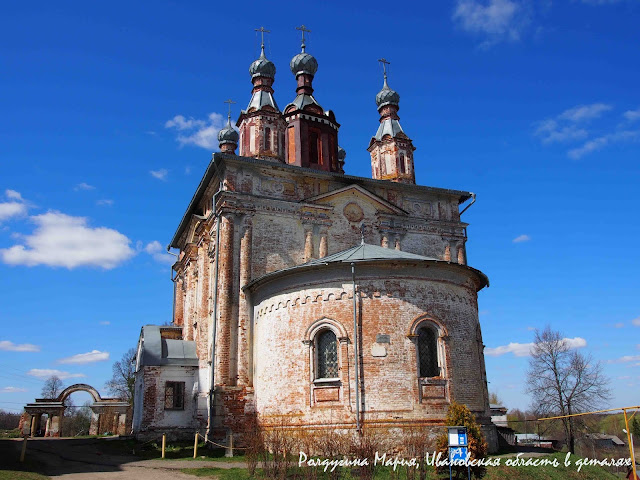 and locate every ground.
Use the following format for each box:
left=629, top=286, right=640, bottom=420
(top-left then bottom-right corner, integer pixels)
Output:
left=0, top=437, right=632, bottom=479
